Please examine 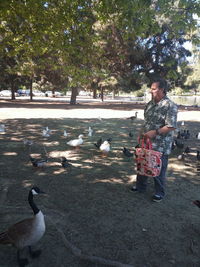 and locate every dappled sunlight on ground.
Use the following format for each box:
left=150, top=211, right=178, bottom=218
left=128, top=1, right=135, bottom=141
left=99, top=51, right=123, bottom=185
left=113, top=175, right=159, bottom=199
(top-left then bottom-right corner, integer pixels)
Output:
left=1, top=101, right=200, bottom=266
